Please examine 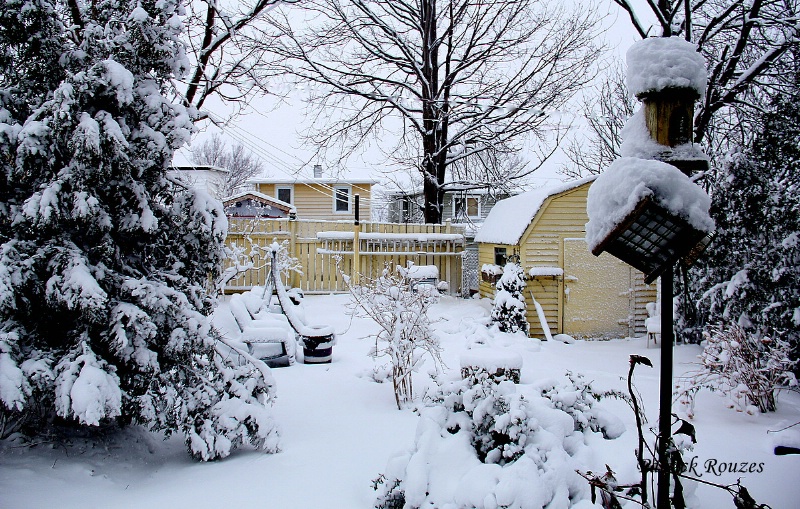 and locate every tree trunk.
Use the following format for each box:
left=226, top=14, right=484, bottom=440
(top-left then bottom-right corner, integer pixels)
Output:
left=422, top=162, right=444, bottom=224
